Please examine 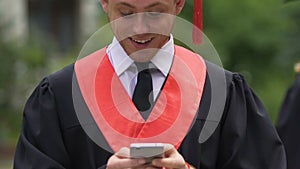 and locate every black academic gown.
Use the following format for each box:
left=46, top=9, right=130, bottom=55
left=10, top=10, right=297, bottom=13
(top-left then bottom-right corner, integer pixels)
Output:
left=14, top=62, right=286, bottom=169
left=277, top=75, right=300, bottom=169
